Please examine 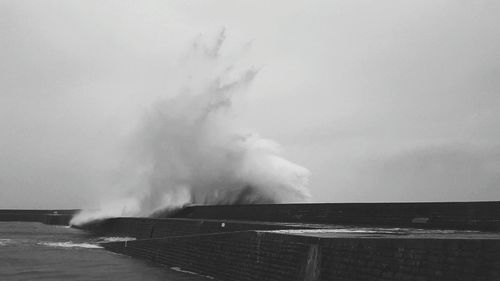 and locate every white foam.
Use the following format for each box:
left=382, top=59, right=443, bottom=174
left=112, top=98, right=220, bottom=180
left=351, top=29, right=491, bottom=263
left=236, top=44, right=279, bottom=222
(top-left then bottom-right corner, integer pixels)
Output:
left=0, top=238, right=13, bottom=246
left=266, top=227, right=414, bottom=235
left=170, top=267, right=214, bottom=279
left=56, top=225, right=72, bottom=229
left=266, top=228, right=476, bottom=235
left=98, top=237, right=136, bottom=243
left=268, top=229, right=383, bottom=234
left=38, top=241, right=103, bottom=249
